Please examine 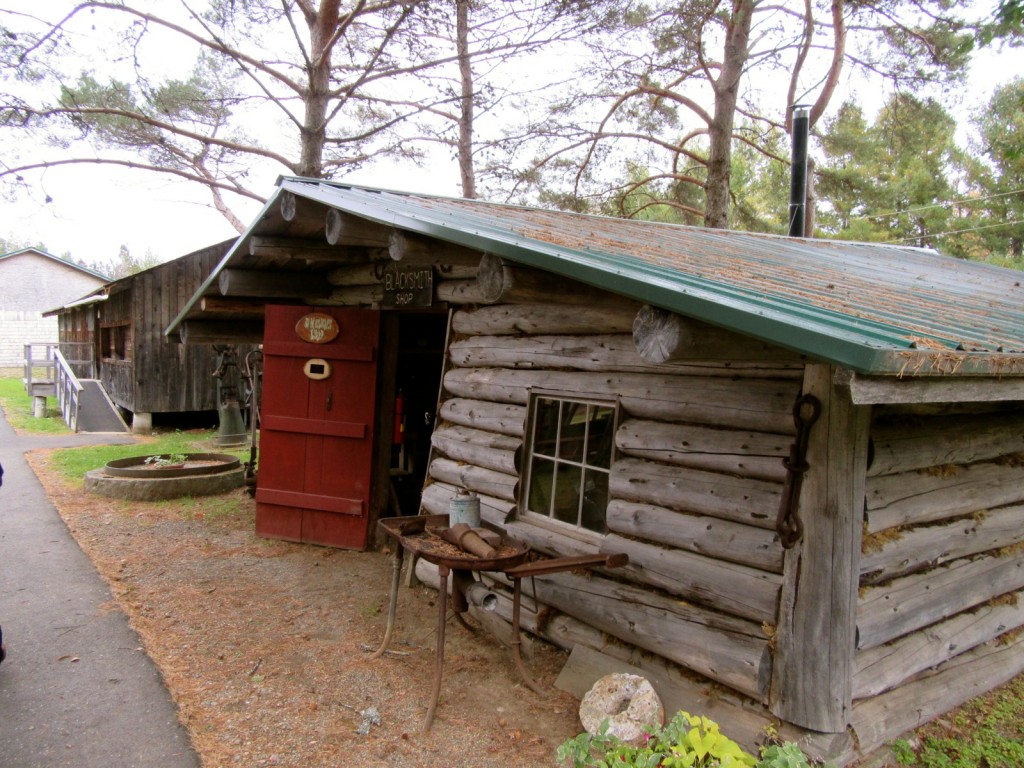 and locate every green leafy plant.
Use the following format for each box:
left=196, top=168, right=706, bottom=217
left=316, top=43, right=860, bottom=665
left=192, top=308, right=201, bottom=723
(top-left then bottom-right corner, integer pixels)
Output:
left=144, top=452, right=189, bottom=467
left=557, top=712, right=835, bottom=768
left=558, top=711, right=757, bottom=767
